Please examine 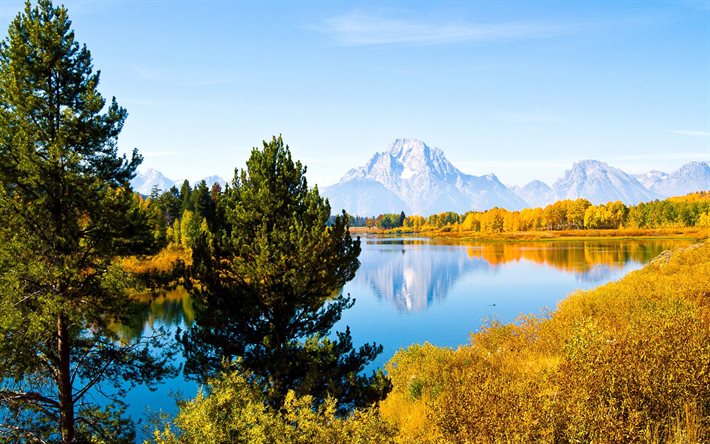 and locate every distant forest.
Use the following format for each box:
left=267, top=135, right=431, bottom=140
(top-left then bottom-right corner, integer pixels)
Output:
left=344, top=192, right=710, bottom=231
